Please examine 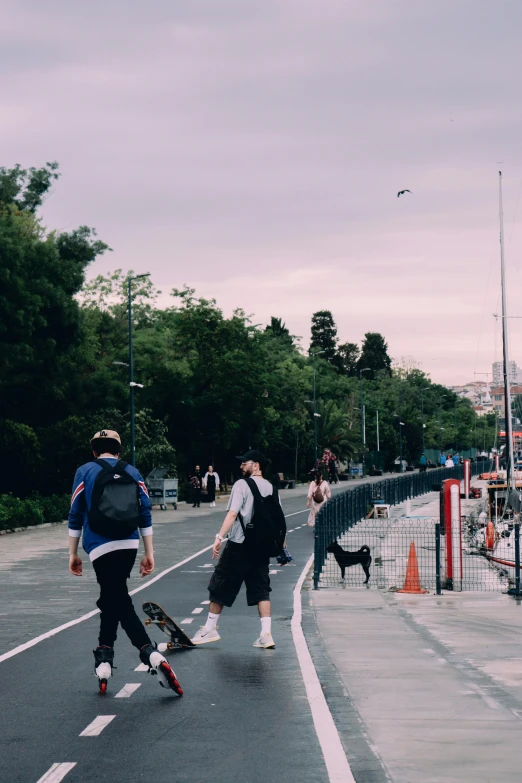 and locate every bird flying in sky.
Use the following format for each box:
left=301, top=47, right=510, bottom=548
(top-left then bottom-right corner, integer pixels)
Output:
left=397, top=189, right=411, bottom=198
